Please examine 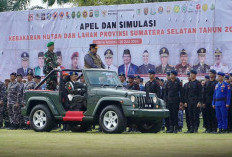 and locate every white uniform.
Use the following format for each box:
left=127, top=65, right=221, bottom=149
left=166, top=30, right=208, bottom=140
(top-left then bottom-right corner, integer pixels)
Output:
left=210, top=63, right=229, bottom=73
